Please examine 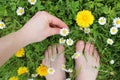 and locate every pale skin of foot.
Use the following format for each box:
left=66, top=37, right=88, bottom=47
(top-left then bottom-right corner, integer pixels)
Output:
left=42, top=44, right=66, bottom=80
left=0, top=11, right=68, bottom=67
left=75, top=41, right=100, bottom=80
left=42, top=41, right=100, bottom=80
